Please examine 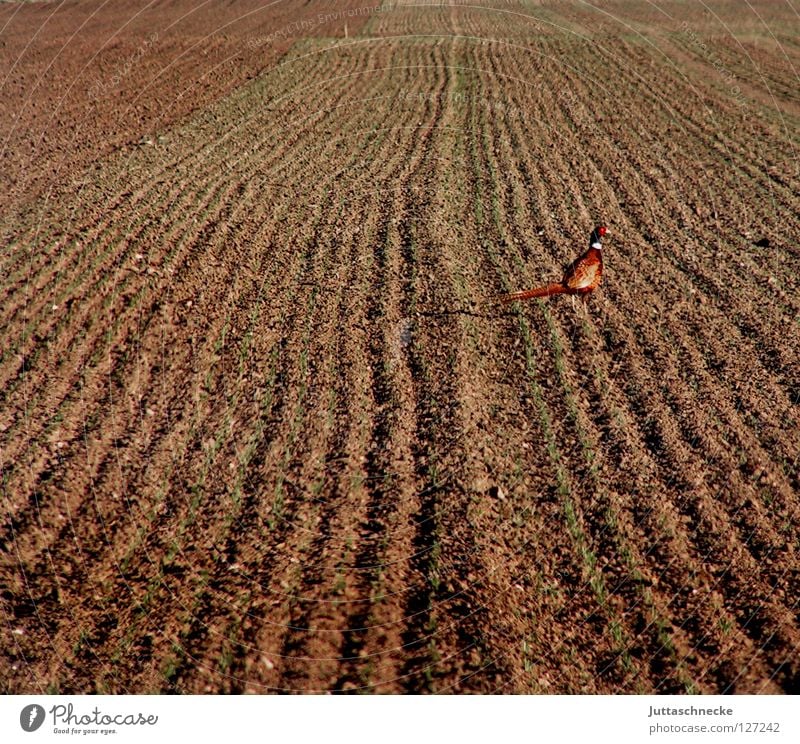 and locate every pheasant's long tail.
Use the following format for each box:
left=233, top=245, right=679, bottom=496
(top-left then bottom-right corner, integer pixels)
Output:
left=498, top=283, right=566, bottom=304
